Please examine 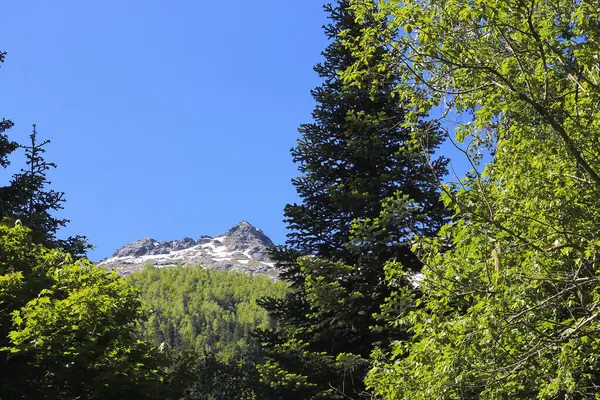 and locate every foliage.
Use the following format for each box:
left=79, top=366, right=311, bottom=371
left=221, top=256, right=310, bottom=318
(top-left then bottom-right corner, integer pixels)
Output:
left=257, top=1, right=449, bottom=398
left=0, top=224, right=169, bottom=399
left=128, top=265, right=288, bottom=363
left=127, top=266, right=288, bottom=399
left=346, top=0, right=600, bottom=397
left=347, top=0, right=600, bottom=182
left=168, top=351, right=266, bottom=400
